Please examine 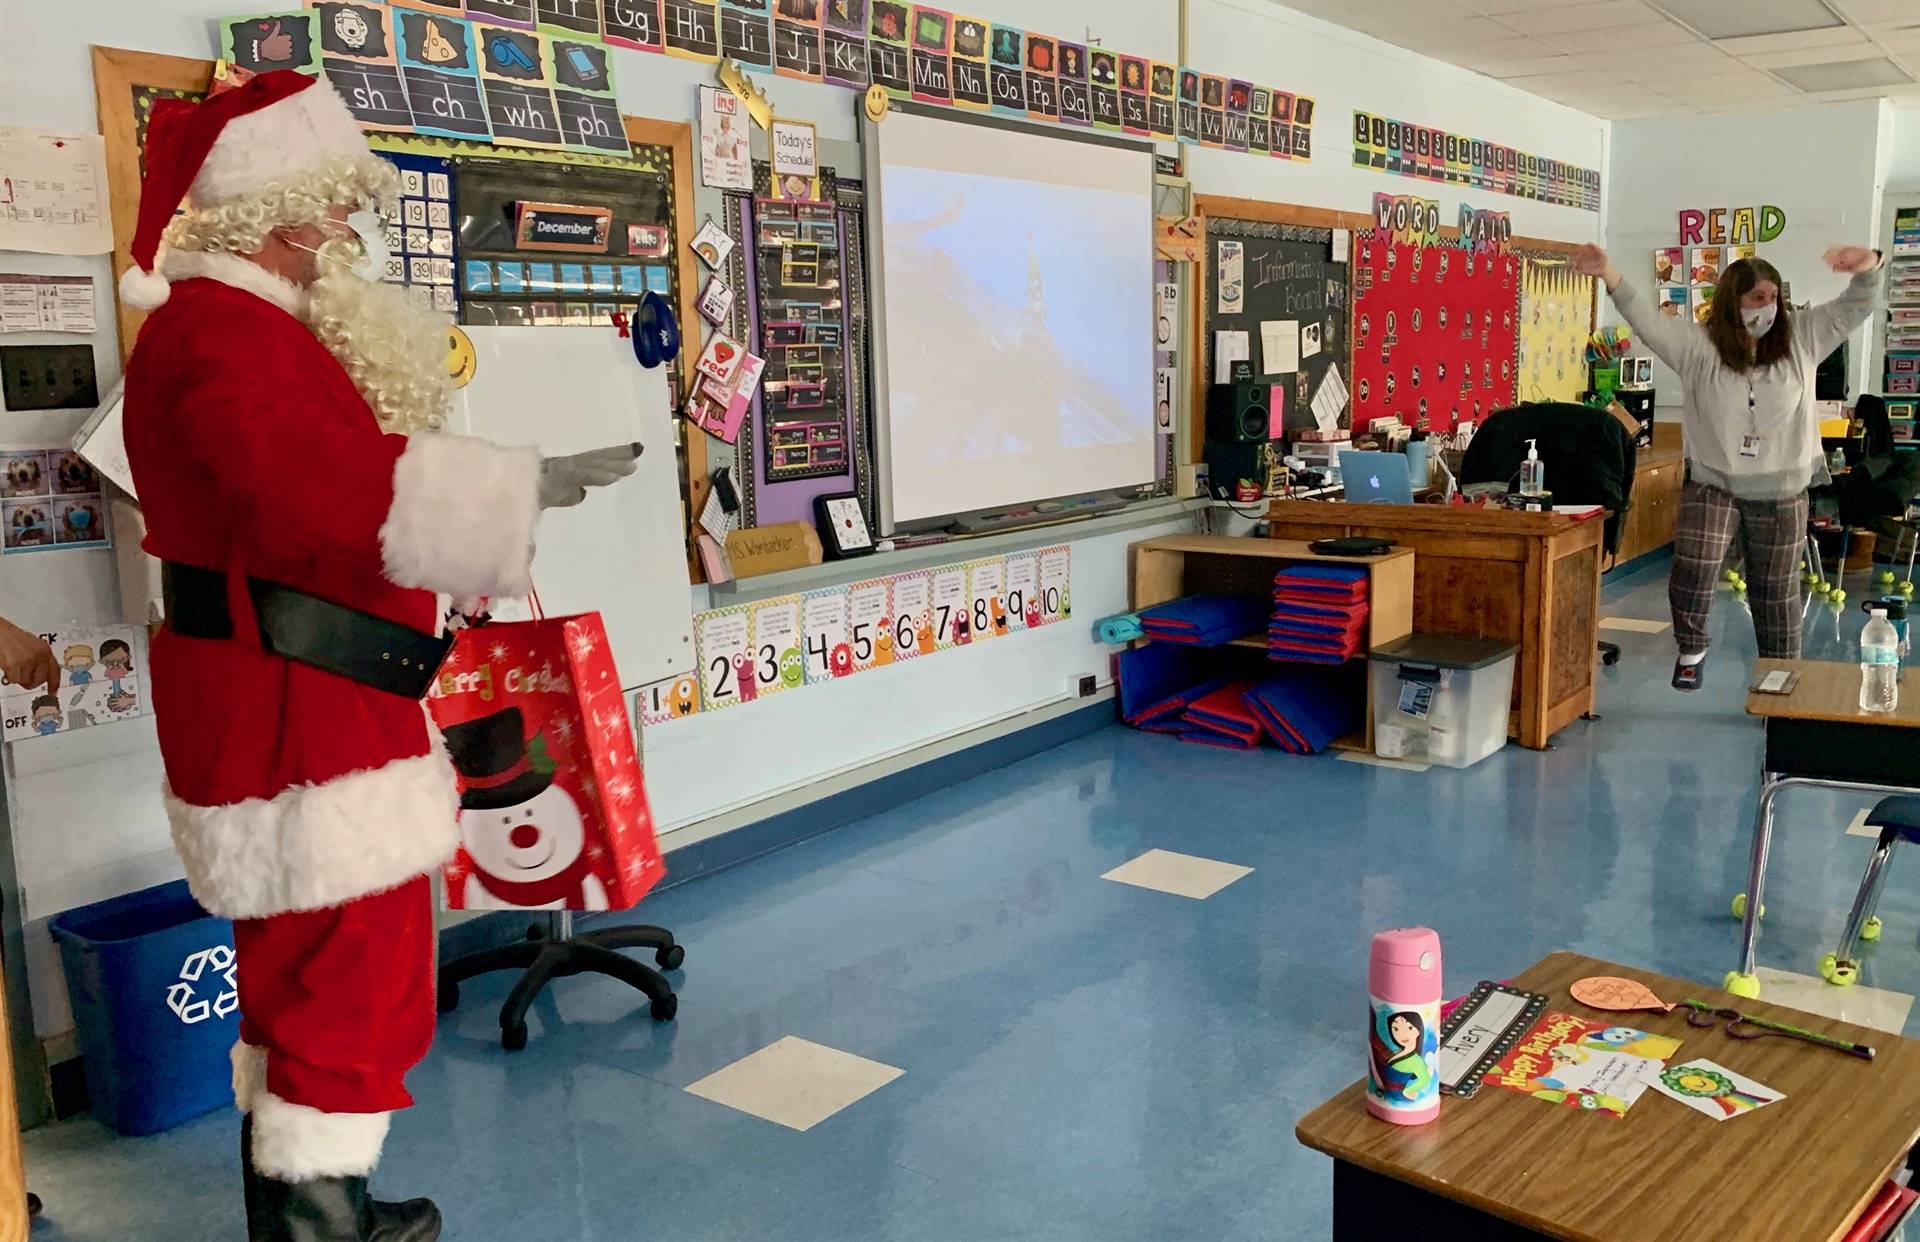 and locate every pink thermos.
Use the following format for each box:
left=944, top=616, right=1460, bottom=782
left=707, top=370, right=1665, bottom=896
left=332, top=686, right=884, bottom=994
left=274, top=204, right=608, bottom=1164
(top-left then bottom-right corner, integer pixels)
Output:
left=1366, top=927, right=1441, bottom=1125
